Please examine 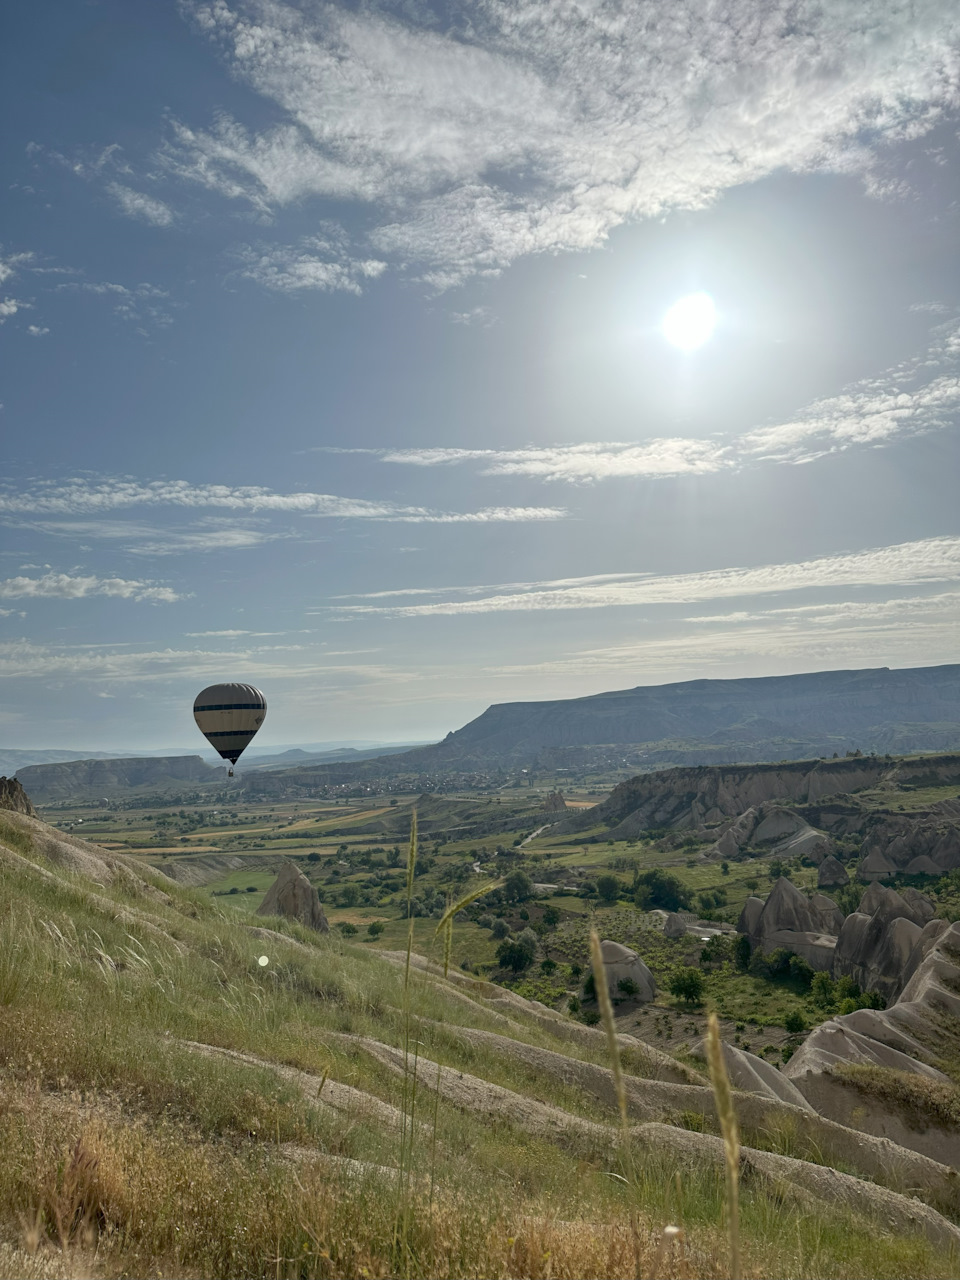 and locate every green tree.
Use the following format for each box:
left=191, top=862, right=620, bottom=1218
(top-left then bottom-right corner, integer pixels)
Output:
left=497, top=939, right=534, bottom=972
left=669, top=968, right=705, bottom=1004
left=338, top=884, right=360, bottom=907
left=503, top=870, right=534, bottom=903
left=543, top=905, right=561, bottom=927
left=811, top=971, right=835, bottom=1007
left=366, top=921, right=385, bottom=938
left=491, top=917, right=510, bottom=940
left=733, top=934, right=751, bottom=971
left=596, top=873, right=621, bottom=903
left=634, top=869, right=691, bottom=912
left=784, top=1010, right=806, bottom=1034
